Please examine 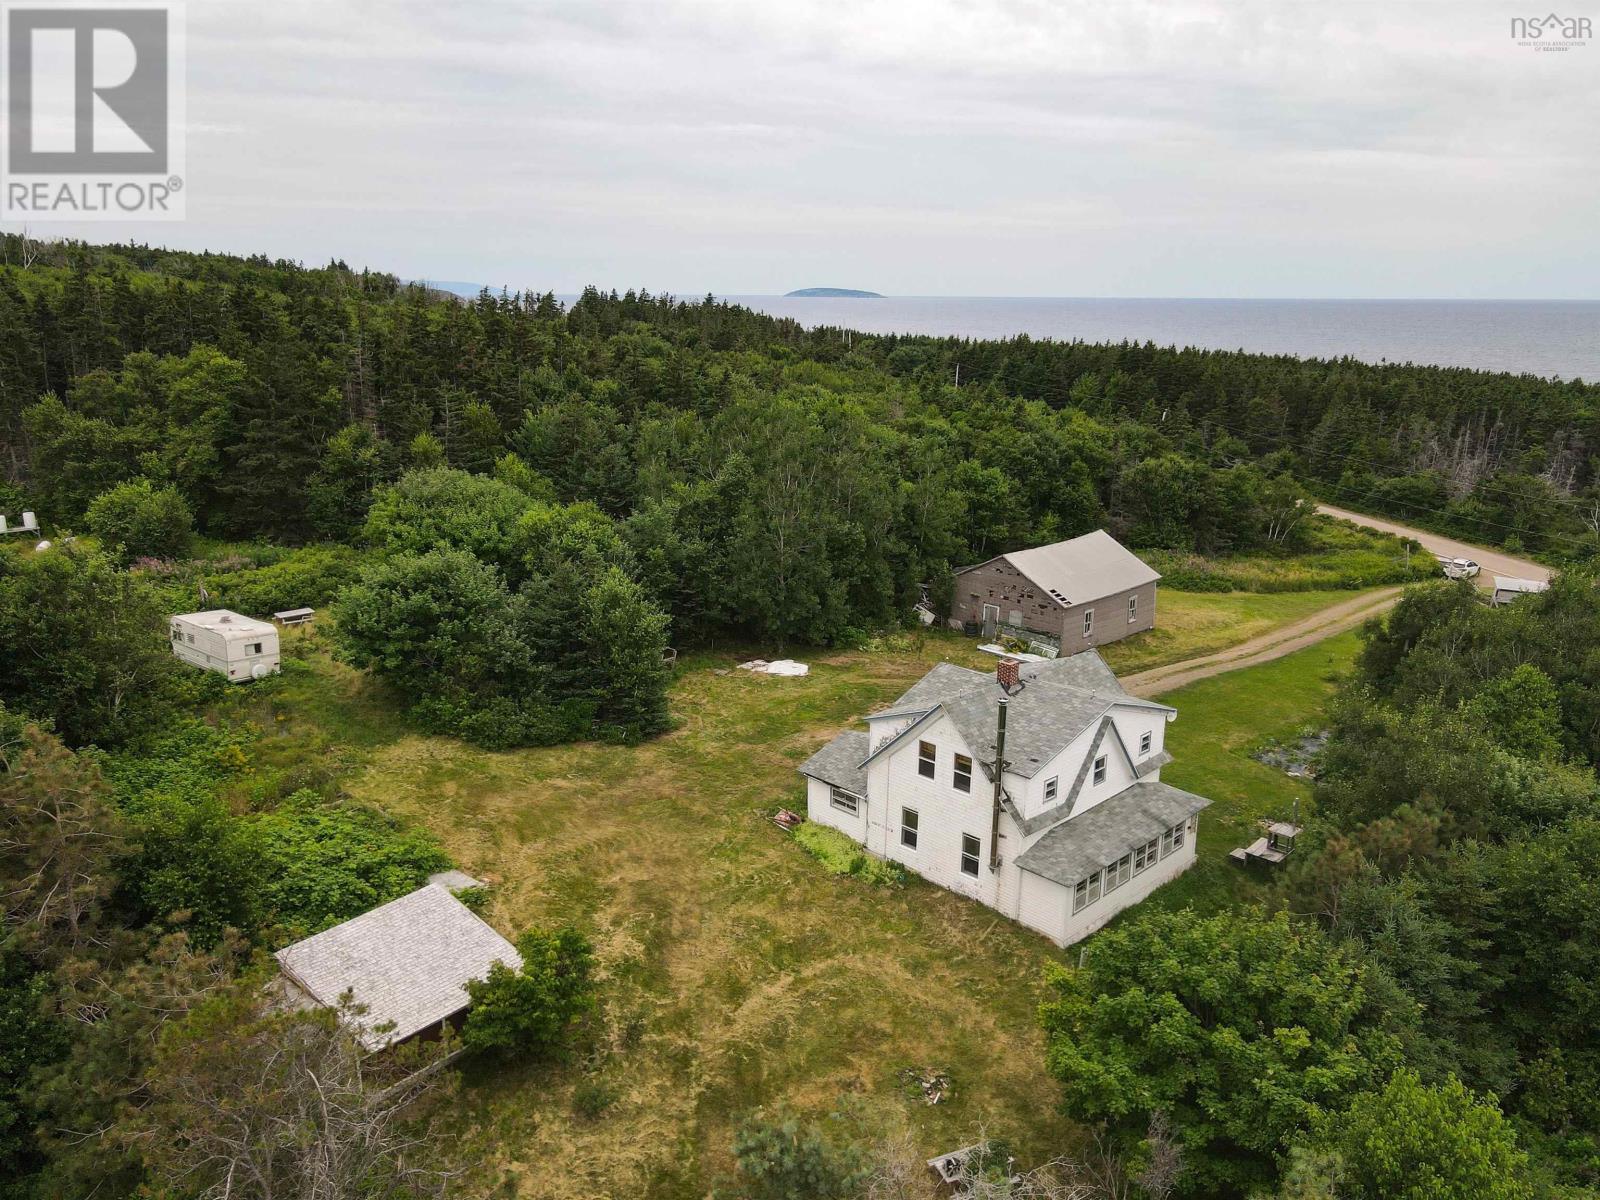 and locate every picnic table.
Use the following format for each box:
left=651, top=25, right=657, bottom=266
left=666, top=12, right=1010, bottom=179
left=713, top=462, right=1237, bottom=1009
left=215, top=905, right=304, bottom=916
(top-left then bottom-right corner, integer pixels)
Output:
left=1229, top=821, right=1302, bottom=866
left=273, top=607, right=315, bottom=625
